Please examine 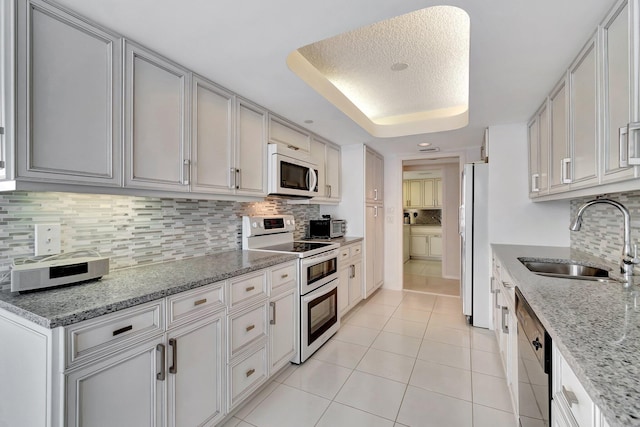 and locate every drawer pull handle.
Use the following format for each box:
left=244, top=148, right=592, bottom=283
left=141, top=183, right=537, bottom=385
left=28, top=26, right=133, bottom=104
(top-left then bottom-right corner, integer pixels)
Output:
left=502, top=281, right=514, bottom=289
left=113, top=325, right=133, bottom=336
left=246, top=368, right=256, bottom=377
left=246, top=286, right=255, bottom=292
left=562, top=386, right=579, bottom=407
left=281, top=274, right=289, bottom=279
left=246, top=324, right=255, bottom=332
left=194, top=298, right=207, bottom=306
